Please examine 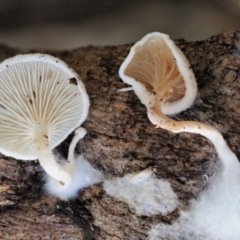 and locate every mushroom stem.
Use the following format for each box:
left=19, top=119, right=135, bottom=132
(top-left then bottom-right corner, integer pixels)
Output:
left=67, top=127, right=87, bottom=167
left=35, top=137, right=71, bottom=186
left=36, top=128, right=86, bottom=193
left=149, top=101, right=238, bottom=169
